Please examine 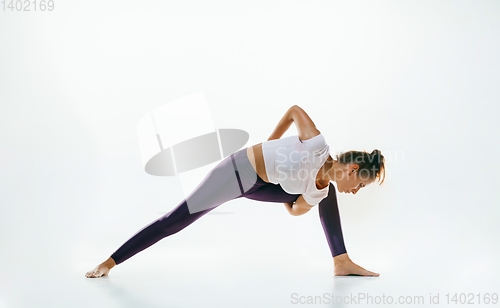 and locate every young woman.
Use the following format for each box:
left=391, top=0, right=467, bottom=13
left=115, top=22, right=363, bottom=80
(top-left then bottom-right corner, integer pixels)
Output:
left=85, top=105, right=385, bottom=278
